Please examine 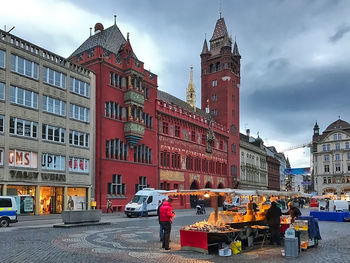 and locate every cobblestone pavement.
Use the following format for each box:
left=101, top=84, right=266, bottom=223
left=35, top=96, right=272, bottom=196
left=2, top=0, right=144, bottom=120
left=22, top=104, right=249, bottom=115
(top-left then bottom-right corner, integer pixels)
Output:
left=1, top=209, right=350, bottom=263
